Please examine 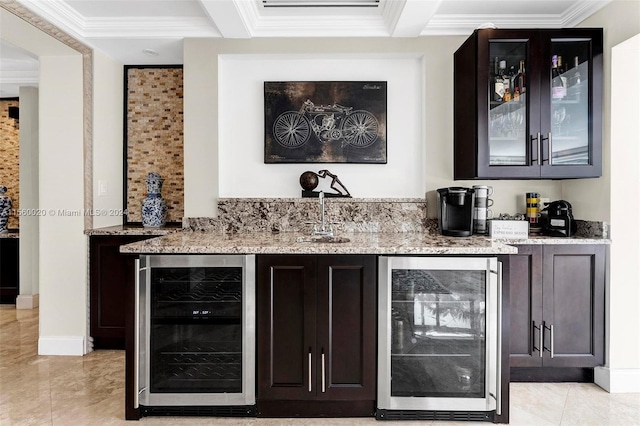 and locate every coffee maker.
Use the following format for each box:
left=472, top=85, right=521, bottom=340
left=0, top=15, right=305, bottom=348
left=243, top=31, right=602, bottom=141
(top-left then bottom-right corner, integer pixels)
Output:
left=437, top=187, right=475, bottom=237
